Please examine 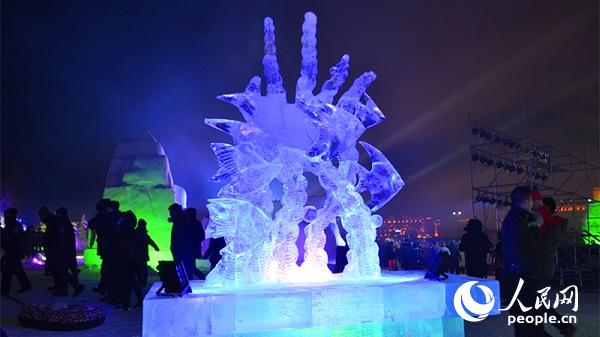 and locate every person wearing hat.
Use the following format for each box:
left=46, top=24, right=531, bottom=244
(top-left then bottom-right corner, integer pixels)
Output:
left=530, top=191, right=565, bottom=239
left=458, top=218, right=492, bottom=278
left=531, top=193, right=576, bottom=337
left=1, top=208, right=32, bottom=295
